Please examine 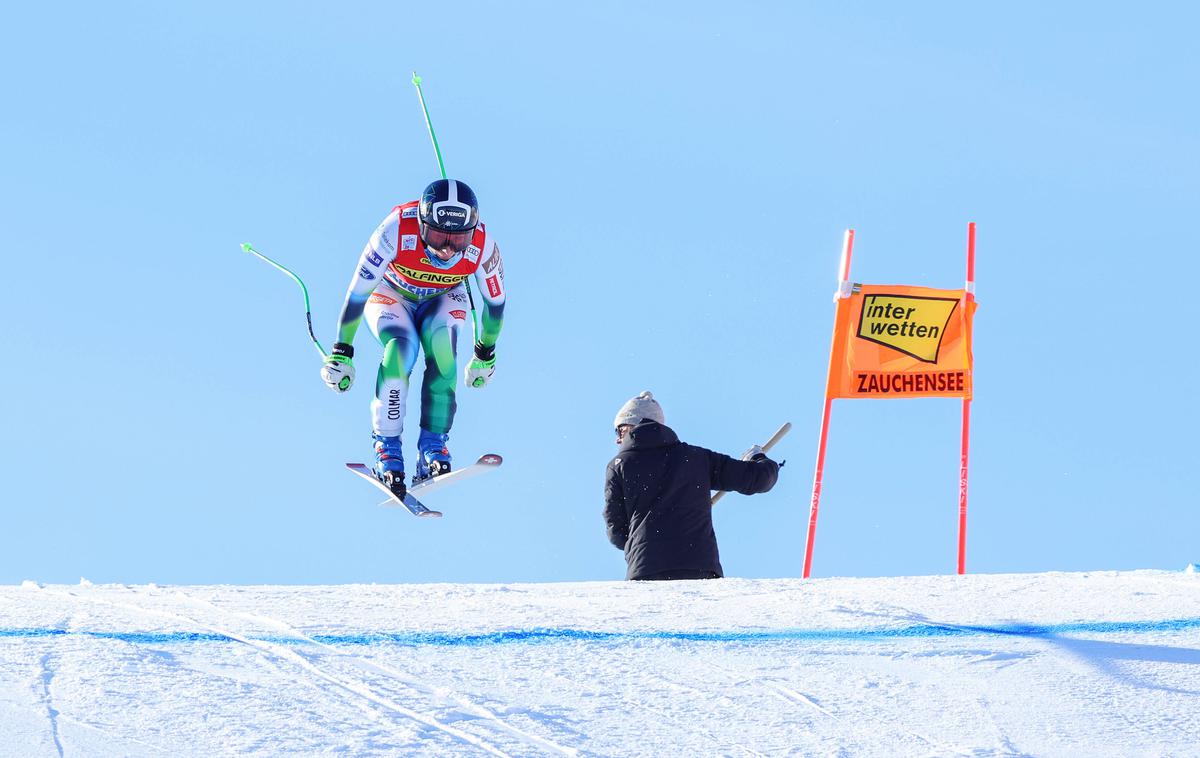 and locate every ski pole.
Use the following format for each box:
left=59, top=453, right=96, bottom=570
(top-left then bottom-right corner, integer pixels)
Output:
left=411, top=72, right=479, bottom=335
left=241, top=242, right=329, bottom=361
left=711, top=422, right=792, bottom=506
left=411, top=72, right=447, bottom=180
